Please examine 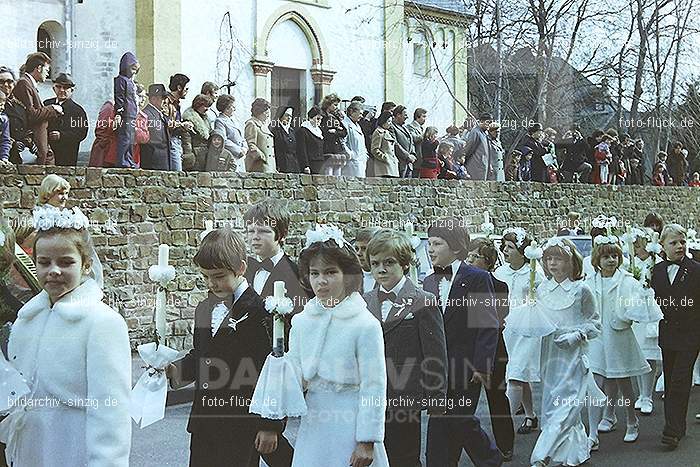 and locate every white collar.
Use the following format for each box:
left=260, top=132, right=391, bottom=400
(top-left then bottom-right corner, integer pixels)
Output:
left=259, top=249, right=284, bottom=267
left=301, top=120, right=323, bottom=139
left=306, top=292, right=366, bottom=319
left=25, top=72, right=37, bottom=89
left=17, top=279, right=103, bottom=322
left=379, top=276, right=407, bottom=296
left=450, top=259, right=463, bottom=280
left=232, top=278, right=249, bottom=304
left=544, top=277, right=574, bottom=292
